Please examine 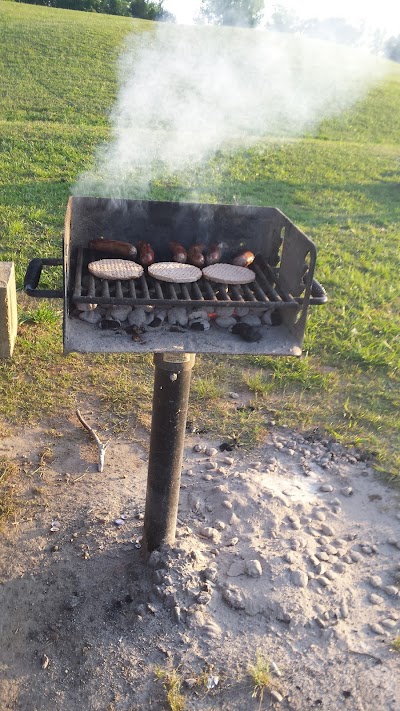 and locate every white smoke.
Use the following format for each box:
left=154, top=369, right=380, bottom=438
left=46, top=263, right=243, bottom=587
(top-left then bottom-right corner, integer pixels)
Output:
left=74, top=23, right=387, bottom=199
